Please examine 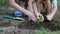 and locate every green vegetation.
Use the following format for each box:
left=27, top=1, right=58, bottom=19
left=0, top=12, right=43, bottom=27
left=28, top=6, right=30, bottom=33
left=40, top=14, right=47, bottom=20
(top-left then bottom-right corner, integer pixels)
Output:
left=38, top=16, right=43, bottom=23
left=0, top=0, right=5, bottom=3
left=35, top=28, right=60, bottom=34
